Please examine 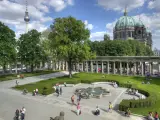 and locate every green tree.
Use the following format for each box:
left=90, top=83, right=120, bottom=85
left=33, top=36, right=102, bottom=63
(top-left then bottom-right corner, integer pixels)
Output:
left=0, top=22, right=16, bottom=73
left=17, top=29, right=47, bottom=72
left=104, top=34, right=110, bottom=41
left=48, top=16, right=95, bottom=77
